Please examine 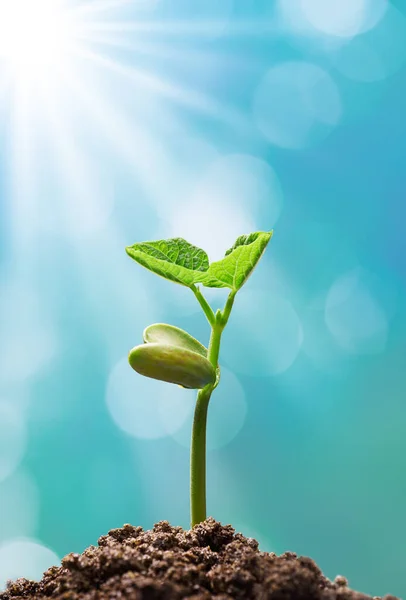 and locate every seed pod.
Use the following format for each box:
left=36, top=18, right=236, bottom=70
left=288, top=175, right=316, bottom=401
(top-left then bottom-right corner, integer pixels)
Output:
left=128, top=343, right=216, bottom=389
left=143, top=323, right=207, bottom=357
